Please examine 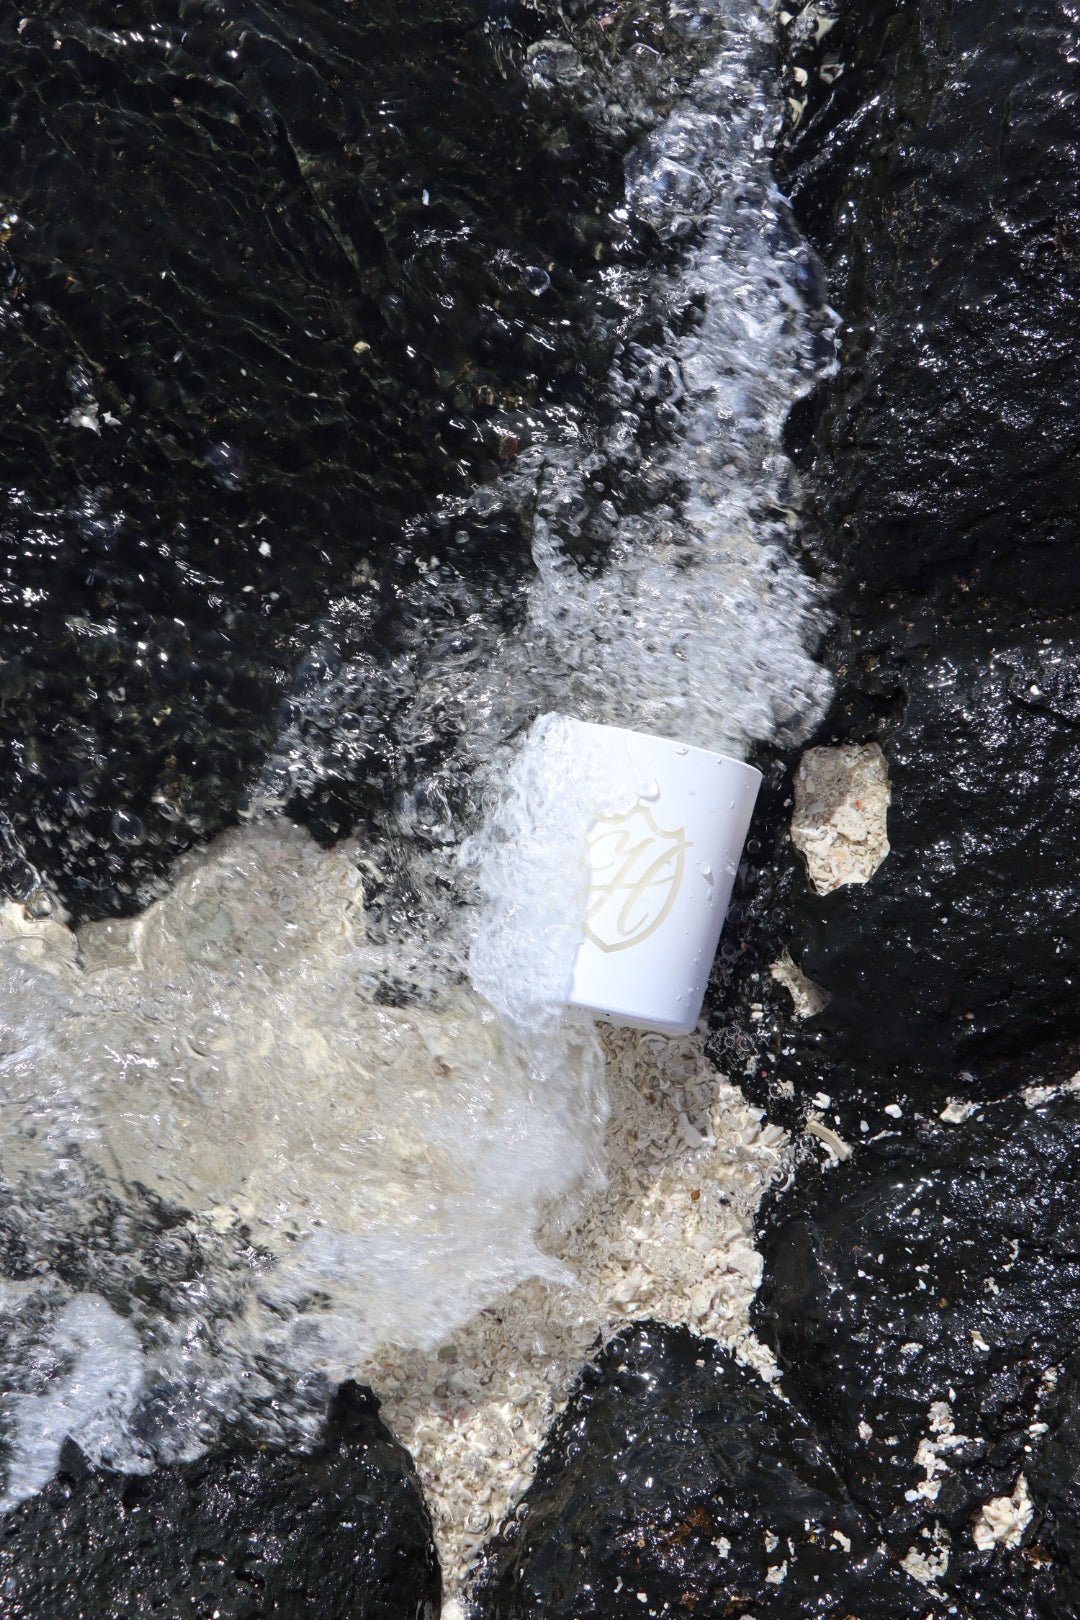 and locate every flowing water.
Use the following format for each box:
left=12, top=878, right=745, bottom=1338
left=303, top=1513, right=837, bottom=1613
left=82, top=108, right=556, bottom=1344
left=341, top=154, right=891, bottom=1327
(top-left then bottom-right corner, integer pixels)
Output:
left=0, top=0, right=834, bottom=1589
